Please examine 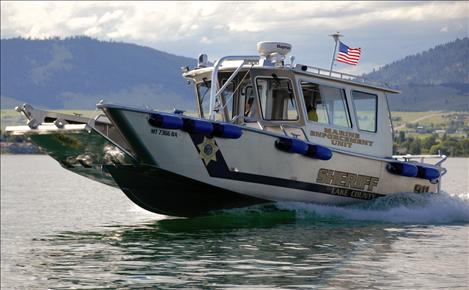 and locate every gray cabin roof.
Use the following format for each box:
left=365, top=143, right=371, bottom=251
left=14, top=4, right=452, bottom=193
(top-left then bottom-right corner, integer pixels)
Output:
left=182, top=58, right=400, bottom=94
